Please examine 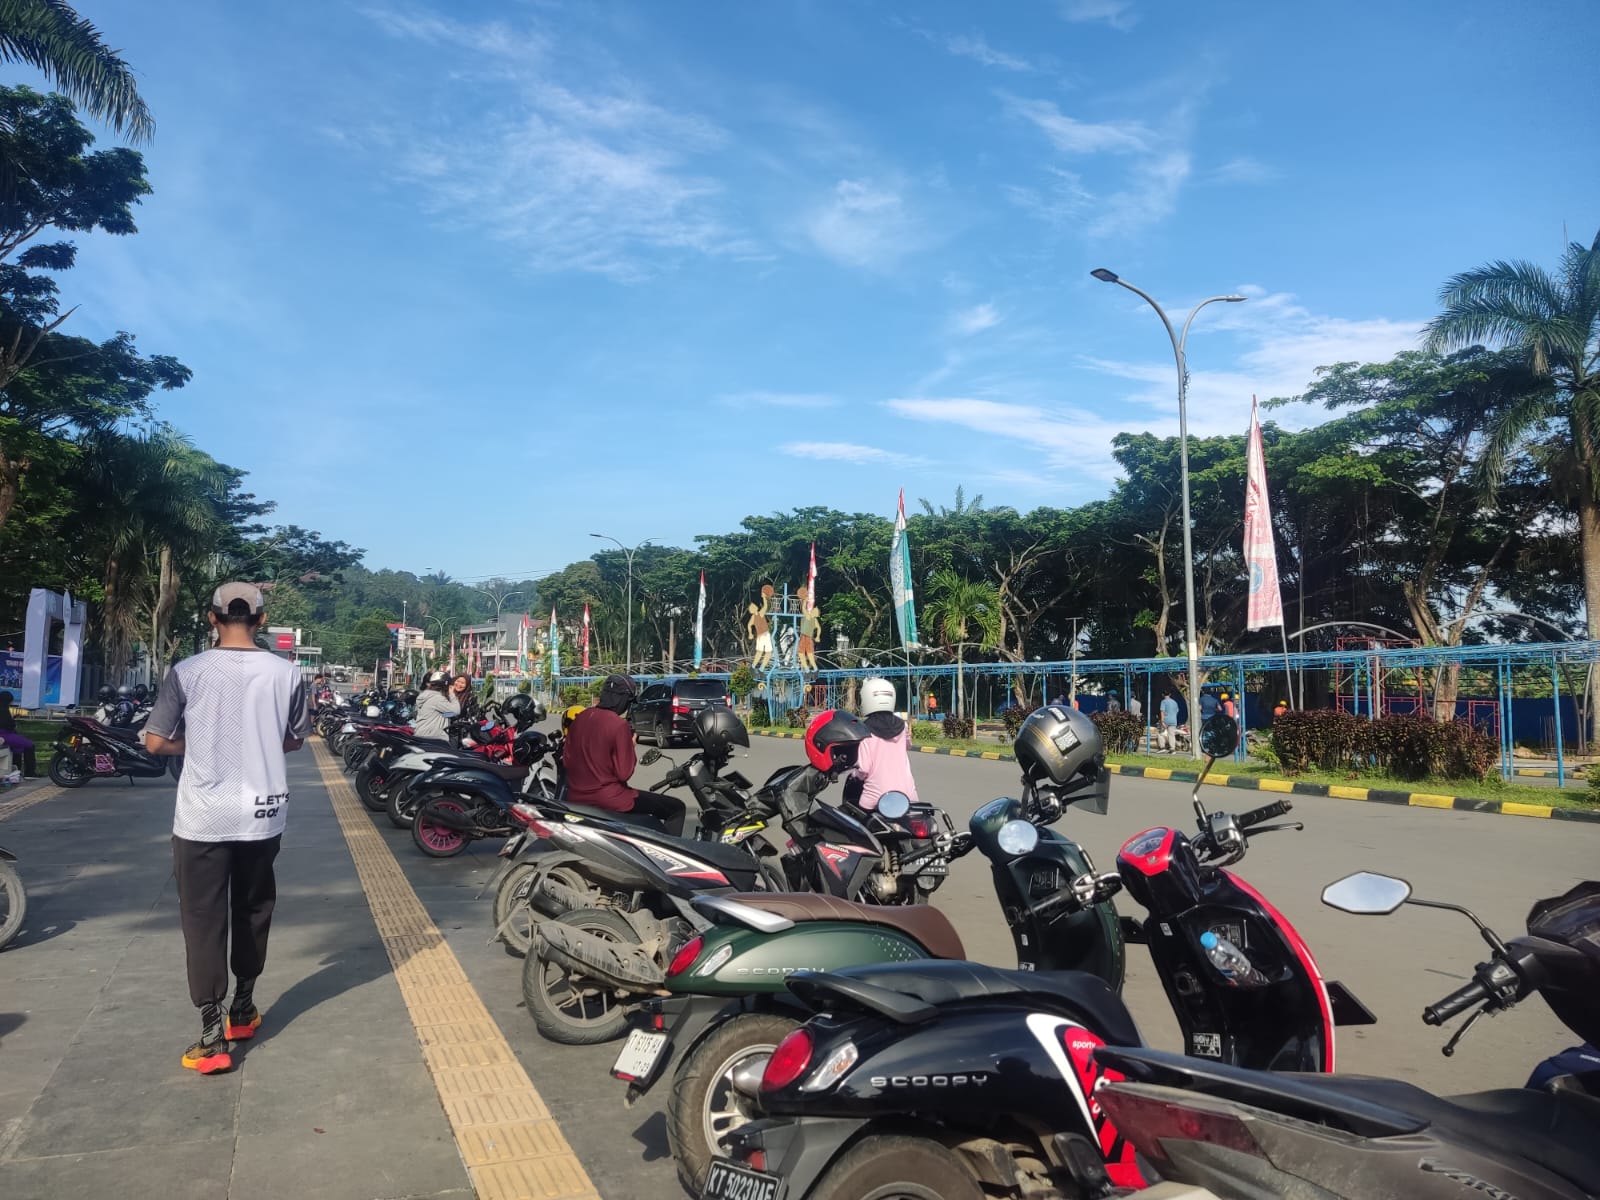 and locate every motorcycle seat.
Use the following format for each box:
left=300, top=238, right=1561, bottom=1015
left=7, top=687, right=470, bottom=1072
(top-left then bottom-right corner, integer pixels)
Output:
left=1095, top=1046, right=1600, bottom=1194
left=825, top=960, right=1140, bottom=1046
left=733, top=893, right=965, bottom=961
left=99, top=724, right=143, bottom=744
